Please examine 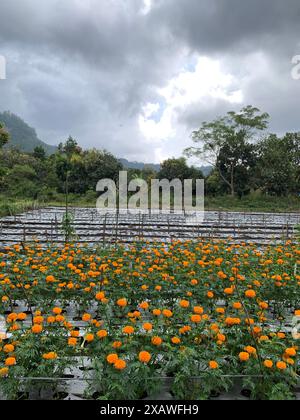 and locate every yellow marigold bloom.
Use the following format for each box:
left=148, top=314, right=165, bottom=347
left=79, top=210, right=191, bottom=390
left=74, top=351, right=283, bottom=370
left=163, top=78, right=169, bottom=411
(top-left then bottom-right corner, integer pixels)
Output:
left=0, top=367, right=9, bottom=377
